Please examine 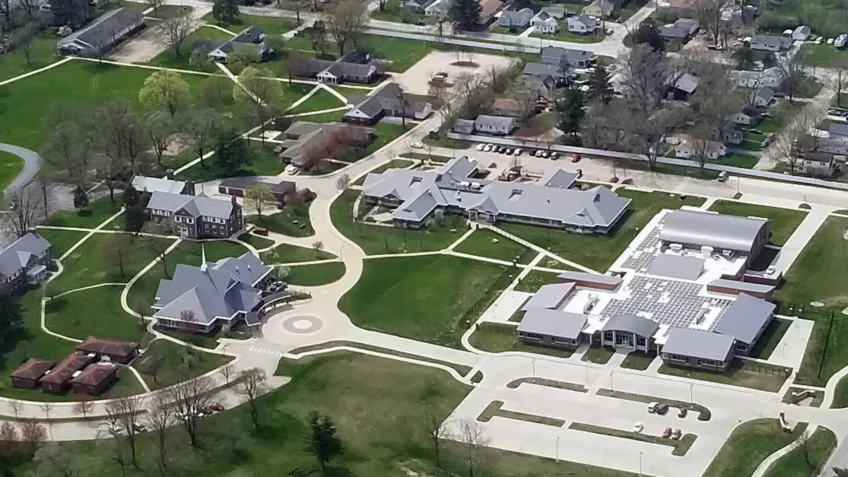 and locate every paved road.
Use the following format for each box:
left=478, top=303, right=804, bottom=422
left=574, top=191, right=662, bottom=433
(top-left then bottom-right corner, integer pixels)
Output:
left=0, top=143, right=41, bottom=193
